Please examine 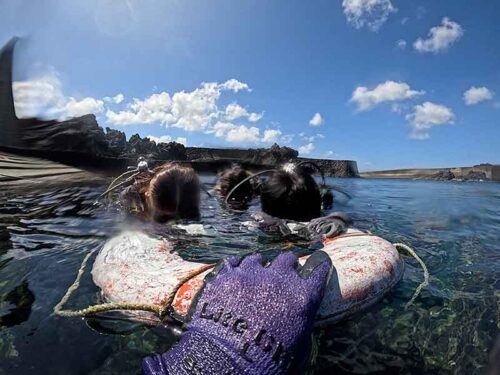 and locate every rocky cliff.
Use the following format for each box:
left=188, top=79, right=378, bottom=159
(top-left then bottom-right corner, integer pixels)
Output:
left=186, top=144, right=298, bottom=165
left=298, top=157, right=359, bottom=177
